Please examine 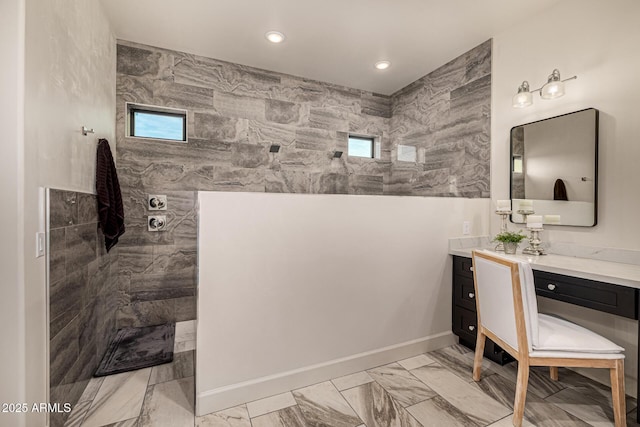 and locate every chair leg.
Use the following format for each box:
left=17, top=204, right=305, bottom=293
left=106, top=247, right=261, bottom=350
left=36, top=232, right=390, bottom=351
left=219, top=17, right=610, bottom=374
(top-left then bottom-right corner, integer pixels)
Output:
left=513, top=361, right=530, bottom=427
left=549, top=366, right=559, bottom=381
left=610, top=359, right=626, bottom=427
left=472, top=331, right=486, bottom=381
